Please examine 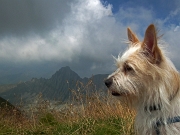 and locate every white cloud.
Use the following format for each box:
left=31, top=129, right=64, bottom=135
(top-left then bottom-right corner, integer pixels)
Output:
left=163, top=8, right=180, bottom=24
left=174, top=26, right=179, bottom=32
left=0, top=0, right=180, bottom=76
left=155, top=8, right=180, bottom=65
left=161, top=25, right=180, bottom=60
left=0, top=0, right=118, bottom=65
